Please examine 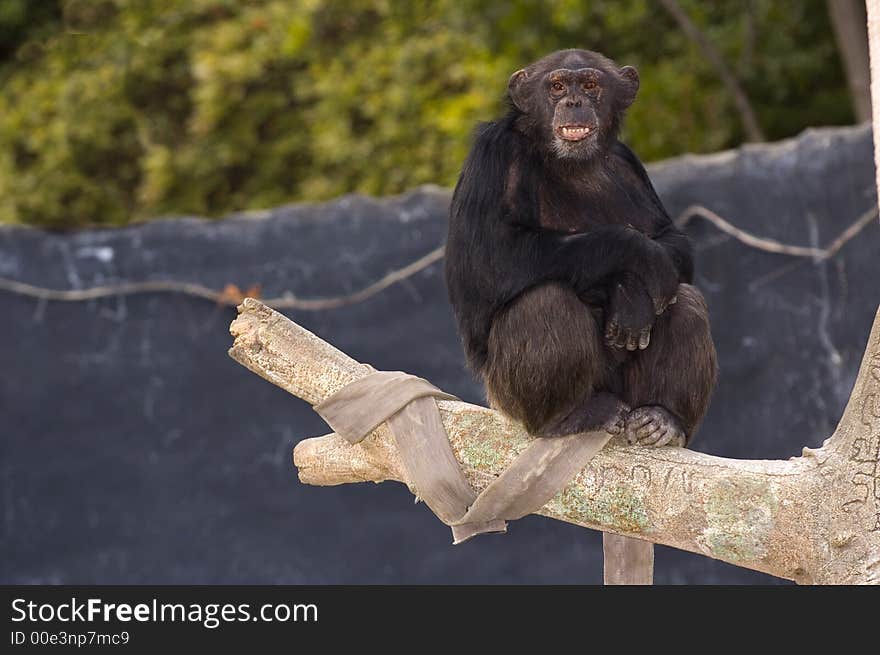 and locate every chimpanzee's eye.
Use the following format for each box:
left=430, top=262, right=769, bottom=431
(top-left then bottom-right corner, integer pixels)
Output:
left=551, top=81, right=565, bottom=93
left=583, top=80, right=596, bottom=91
